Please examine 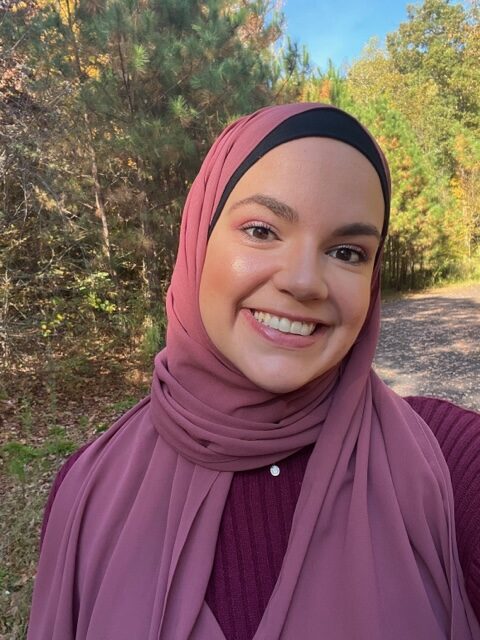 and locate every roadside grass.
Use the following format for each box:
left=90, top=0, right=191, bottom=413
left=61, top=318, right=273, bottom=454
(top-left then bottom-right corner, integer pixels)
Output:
left=381, top=276, right=480, bottom=303
left=0, top=425, right=79, bottom=638
left=403, top=277, right=480, bottom=297
left=0, top=392, right=141, bottom=639
left=1, top=293, right=158, bottom=636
